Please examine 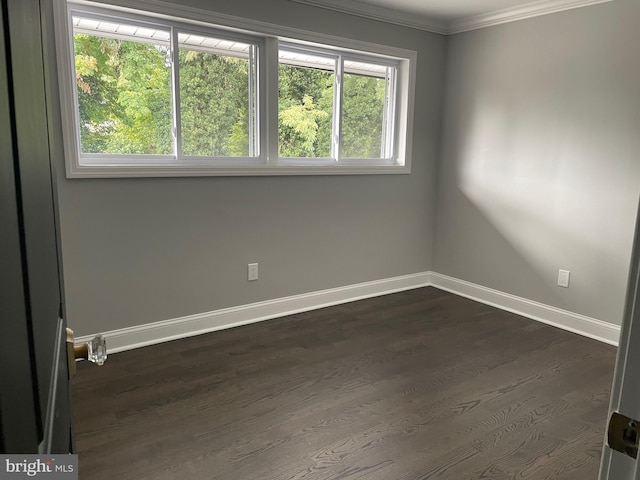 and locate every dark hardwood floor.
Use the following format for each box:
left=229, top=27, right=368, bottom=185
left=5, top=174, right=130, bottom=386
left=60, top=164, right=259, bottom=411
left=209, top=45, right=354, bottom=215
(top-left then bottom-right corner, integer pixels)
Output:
left=72, top=287, right=616, bottom=479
